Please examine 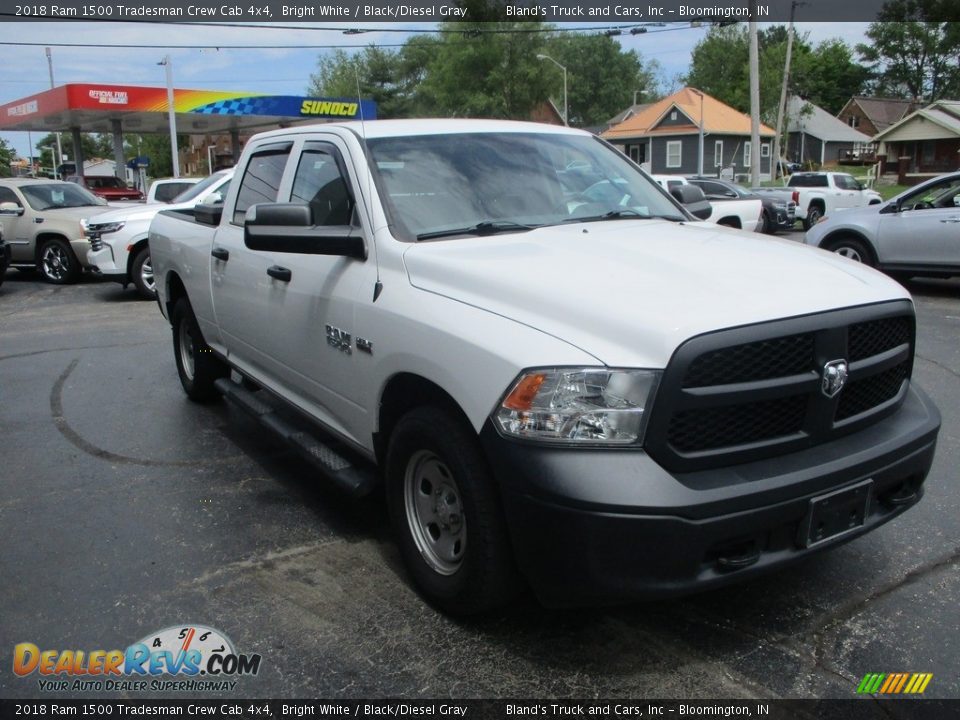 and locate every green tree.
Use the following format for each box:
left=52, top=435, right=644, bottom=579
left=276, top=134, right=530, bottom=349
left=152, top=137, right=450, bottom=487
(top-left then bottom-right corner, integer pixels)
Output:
left=0, top=138, right=15, bottom=177
left=417, top=22, right=551, bottom=119
left=687, top=25, right=867, bottom=122
left=544, top=34, right=659, bottom=126
left=858, top=0, right=960, bottom=101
